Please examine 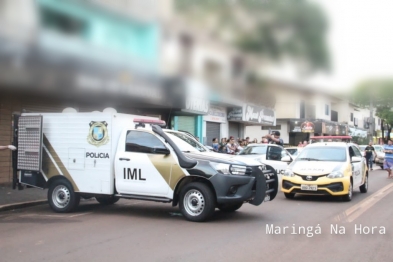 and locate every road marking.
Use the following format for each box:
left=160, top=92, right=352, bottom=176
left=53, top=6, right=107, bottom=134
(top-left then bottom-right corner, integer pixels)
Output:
left=69, top=212, right=92, bottom=218
left=334, top=182, right=393, bottom=223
